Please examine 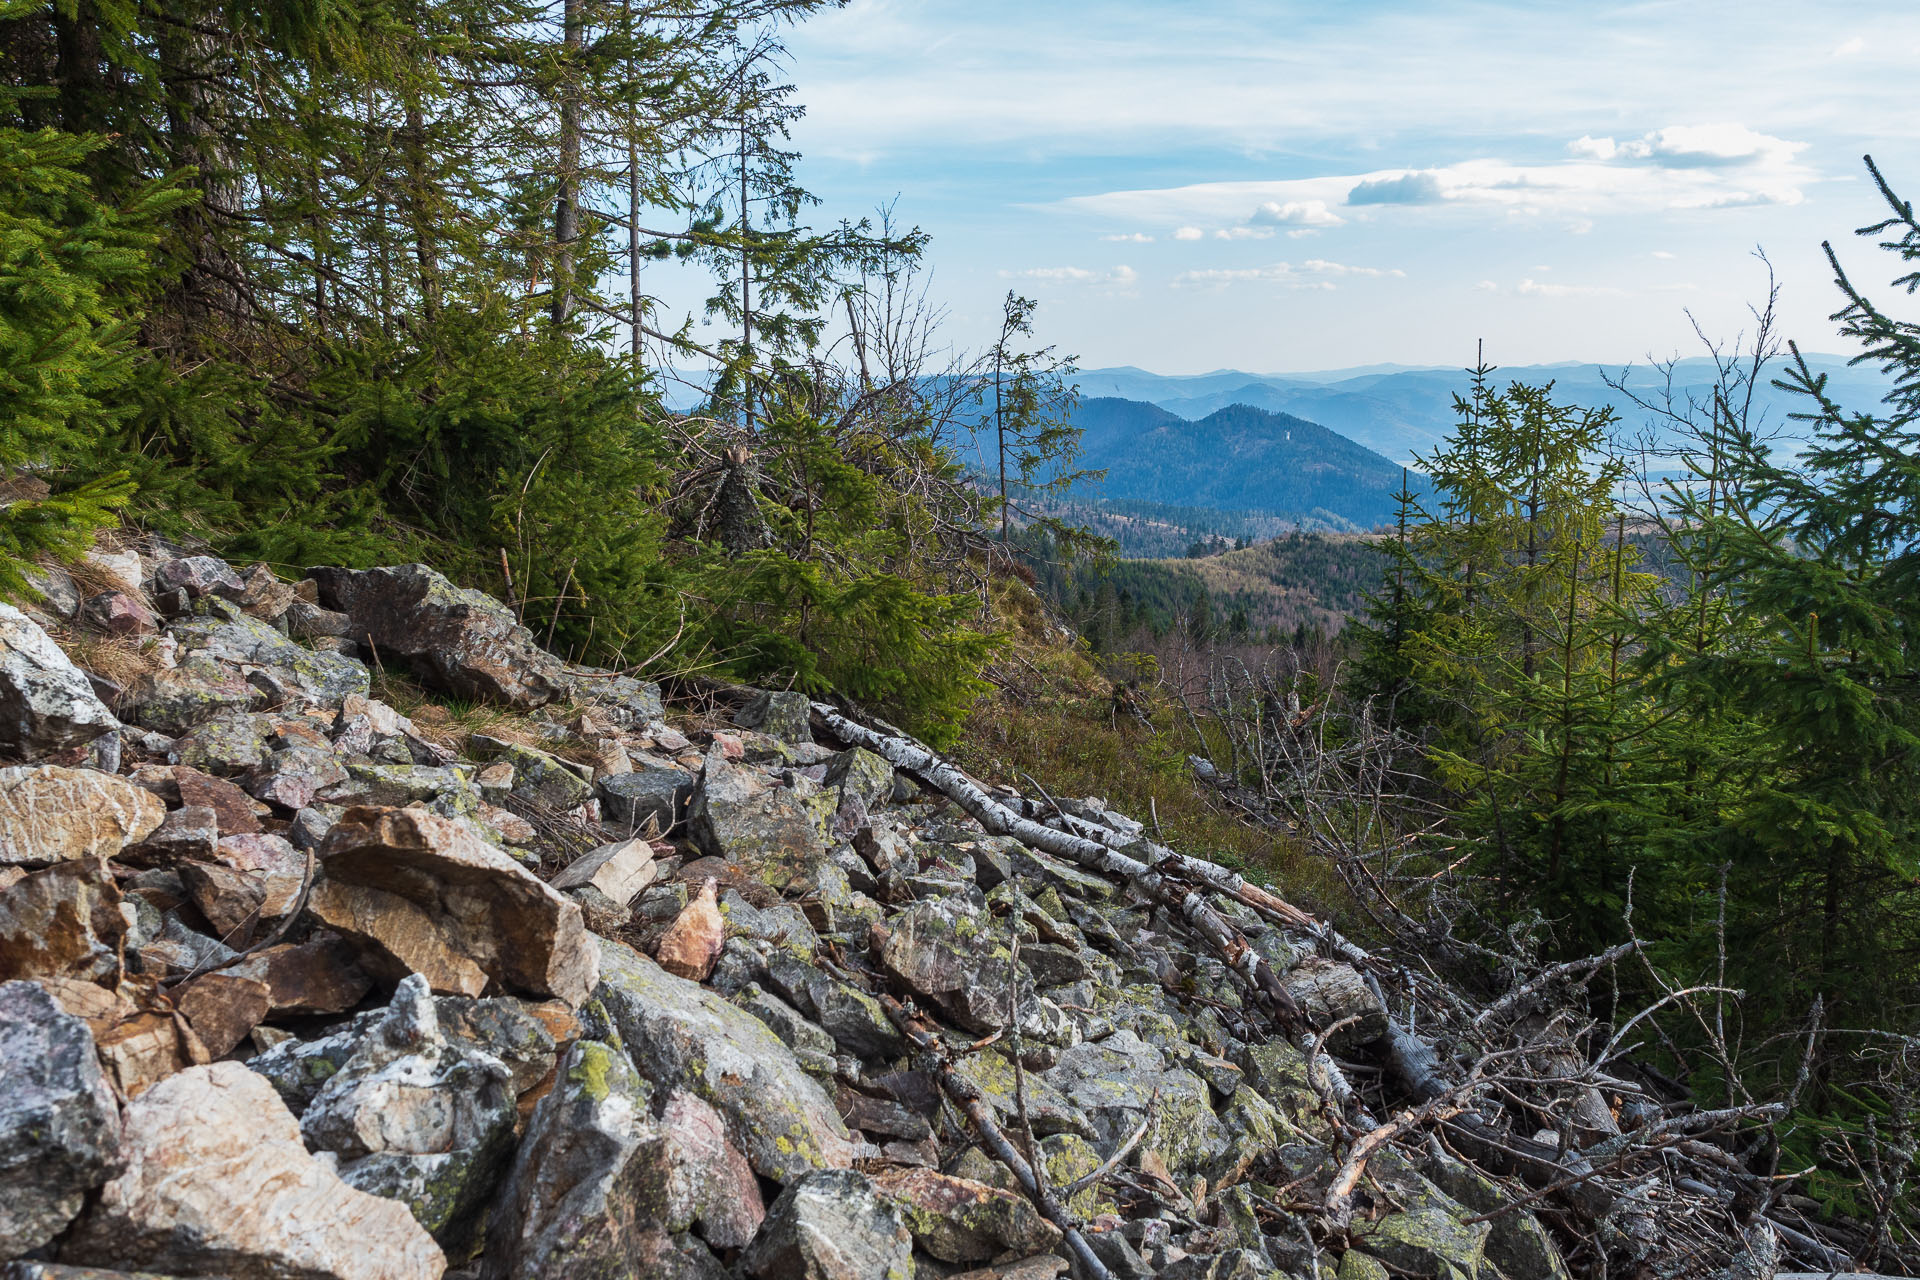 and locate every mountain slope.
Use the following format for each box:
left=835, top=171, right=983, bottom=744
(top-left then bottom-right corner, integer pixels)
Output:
left=1072, top=397, right=1416, bottom=529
